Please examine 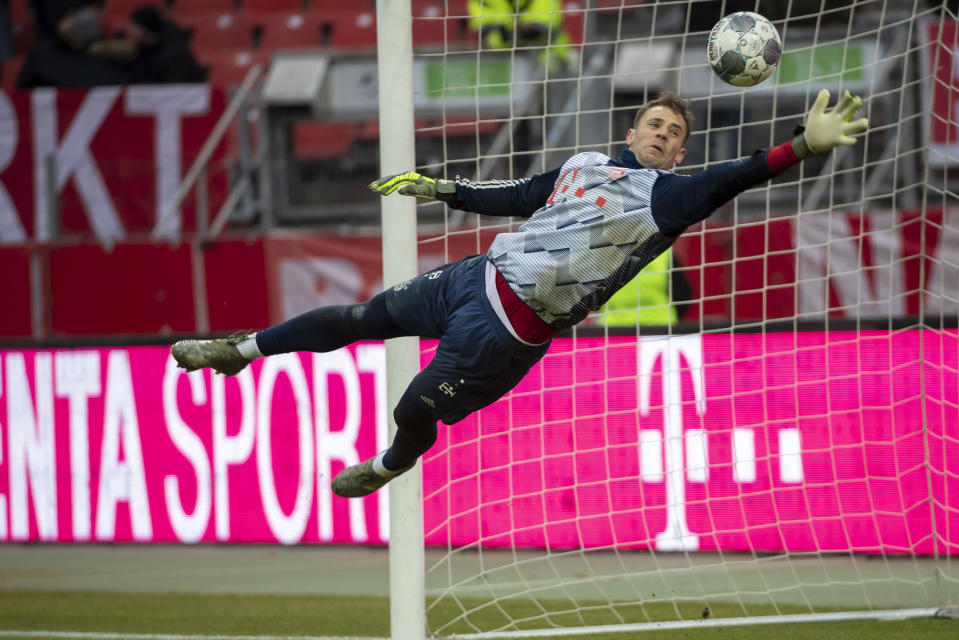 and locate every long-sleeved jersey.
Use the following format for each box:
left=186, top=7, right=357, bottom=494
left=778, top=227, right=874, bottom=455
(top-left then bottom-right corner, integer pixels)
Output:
left=446, top=145, right=794, bottom=330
